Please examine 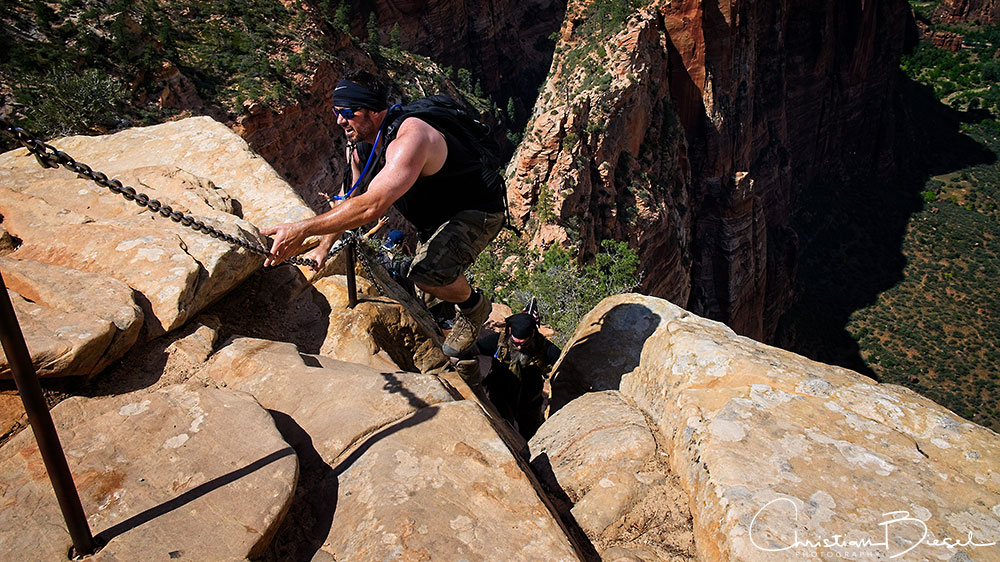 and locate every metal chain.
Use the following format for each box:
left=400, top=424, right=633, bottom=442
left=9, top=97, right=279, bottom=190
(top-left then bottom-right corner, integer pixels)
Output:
left=353, top=237, right=390, bottom=297
left=0, top=117, right=318, bottom=268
